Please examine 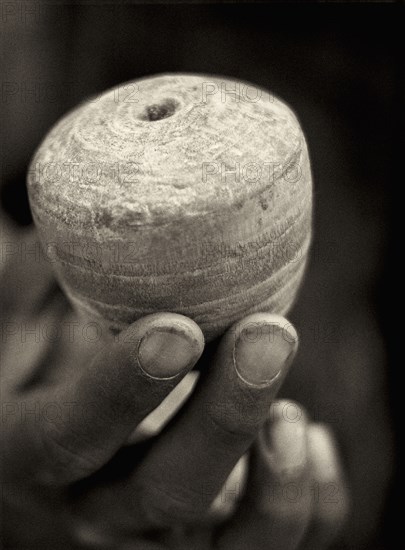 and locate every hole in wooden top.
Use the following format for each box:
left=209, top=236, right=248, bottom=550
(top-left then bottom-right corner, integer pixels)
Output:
left=138, top=98, right=179, bottom=121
